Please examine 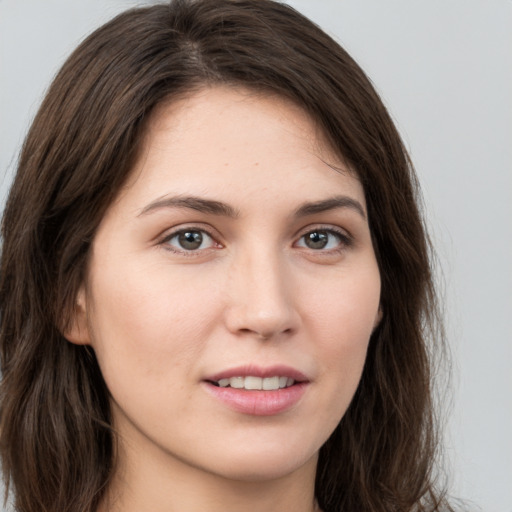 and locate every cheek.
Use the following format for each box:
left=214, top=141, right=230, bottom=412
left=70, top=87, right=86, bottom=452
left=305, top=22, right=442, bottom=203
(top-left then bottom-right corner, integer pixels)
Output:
left=303, top=267, right=380, bottom=415
left=306, top=265, right=380, bottom=344
left=86, top=259, right=225, bottom=394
